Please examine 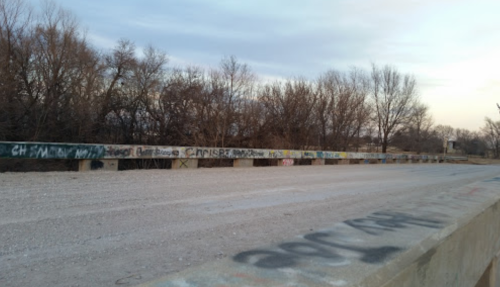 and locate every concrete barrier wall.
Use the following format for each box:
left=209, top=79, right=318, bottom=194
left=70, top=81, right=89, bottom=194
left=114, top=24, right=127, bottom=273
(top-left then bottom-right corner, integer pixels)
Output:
left=139, top=177, right=500, bottom=287
left=0, top=141, right=467, bottom=161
